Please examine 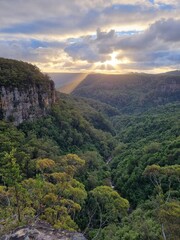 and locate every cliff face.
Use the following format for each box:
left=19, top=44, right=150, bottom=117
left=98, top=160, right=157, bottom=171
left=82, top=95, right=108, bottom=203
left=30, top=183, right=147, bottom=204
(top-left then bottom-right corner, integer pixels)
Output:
left=0, top=58, right=56, bottom=125
left=0, top=83, right=56, bottom=125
